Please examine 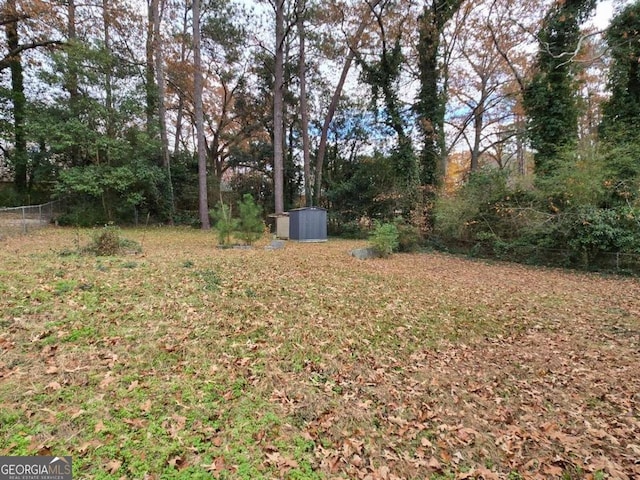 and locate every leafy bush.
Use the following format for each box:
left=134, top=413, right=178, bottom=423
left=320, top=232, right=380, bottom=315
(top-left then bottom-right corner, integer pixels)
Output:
left=85, top=225, right=141, bottom=256
left=433, top=169, right=515, bottom=243
left=210, top=195, right=265, bottom=246
left=432, top=142, right=640, bottom=272
left=327, top=212, right=369, bottom=239
left=55, top=160, right=165, bottom=224
left=394, top=218, right=423, bottom=252
left=563, top=206, right=640, bottom=257
left=433, top=193, right=474, bottom=241
left=0, top=184, right=21, bottom=207
left=91, top=227, right=121, bottom=255
left=369, top=222, right=399, bottom=257
left=602, top=139, right=640, bottom=205
left=237, top=194, right=264, bottom=245
left=57, top=199, right=107, bottom=227
left=534, top=143, right=608, bottom=209
left=325, top=153, right=398, bottom=223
